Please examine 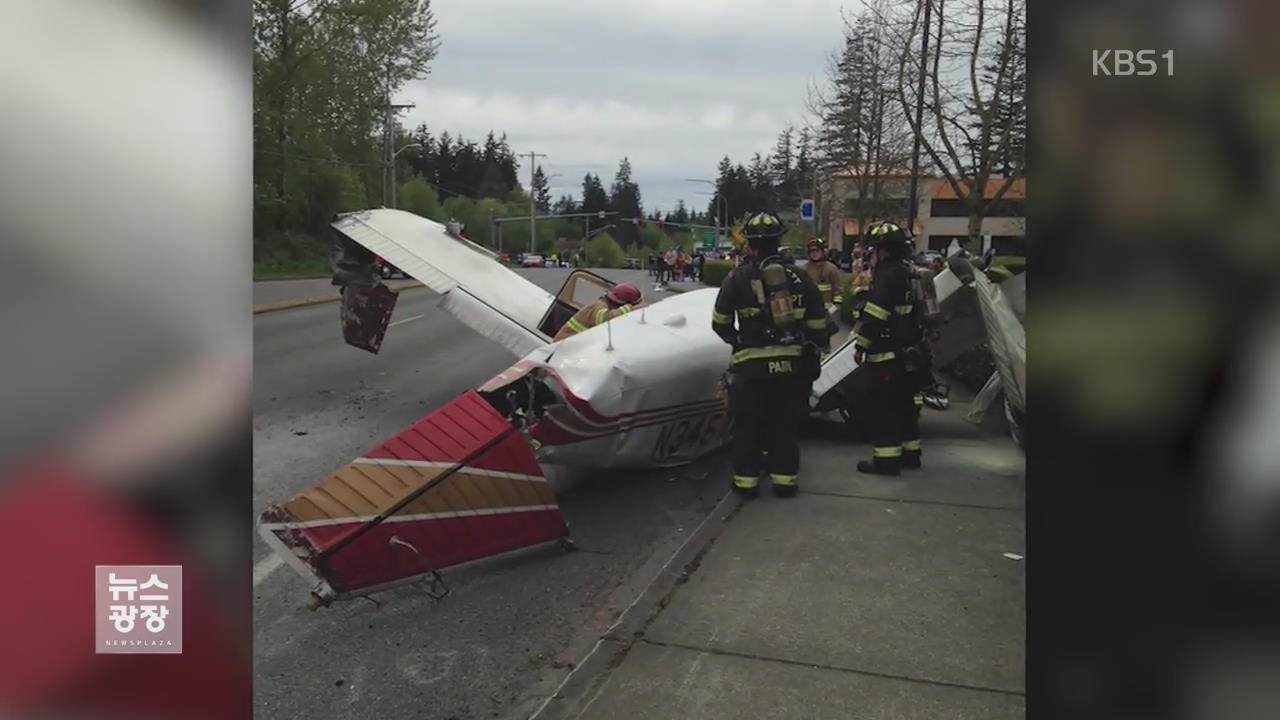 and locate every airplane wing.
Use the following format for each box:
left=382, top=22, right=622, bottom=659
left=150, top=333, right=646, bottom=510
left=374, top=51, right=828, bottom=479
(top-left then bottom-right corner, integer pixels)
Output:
left=332, top=209, right=554, bottom=356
